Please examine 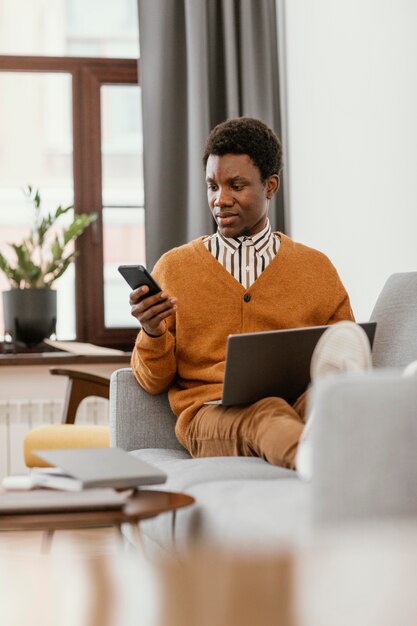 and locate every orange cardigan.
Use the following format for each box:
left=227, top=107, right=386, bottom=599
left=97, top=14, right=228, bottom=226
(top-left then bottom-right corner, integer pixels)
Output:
left=131, top=234, right=354, bottom=446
